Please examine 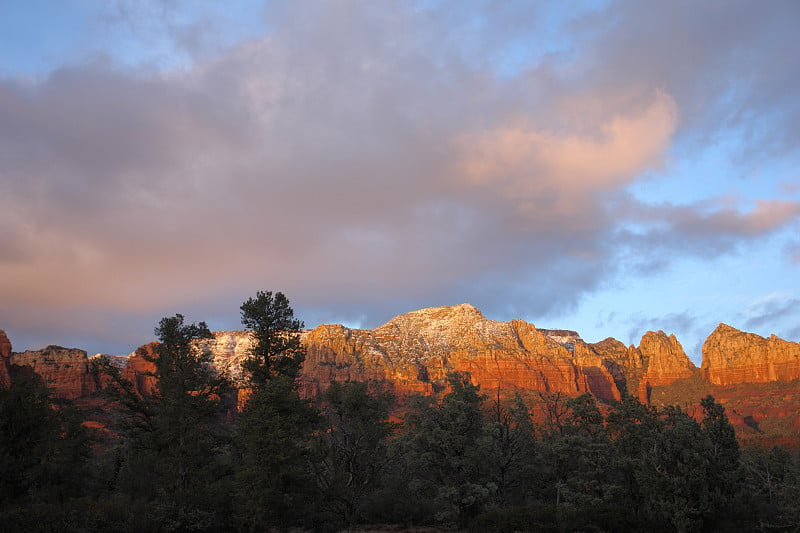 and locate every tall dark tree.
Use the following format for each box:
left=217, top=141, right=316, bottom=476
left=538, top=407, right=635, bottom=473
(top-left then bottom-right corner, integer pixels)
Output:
left=394, top=372, right=494, bottom=528
left=485, top=390, right=538, bottom=507
left=116, top=314, right=231, bottom=531
left=313, top=380, right=395, bottom=527
left=0, top=367, right=90, bottom=507
left=240, top=290, right=305, bottom=384
left=233, top=290, right=320, bottom=531
left=700, top=395, right=744, bottom=529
